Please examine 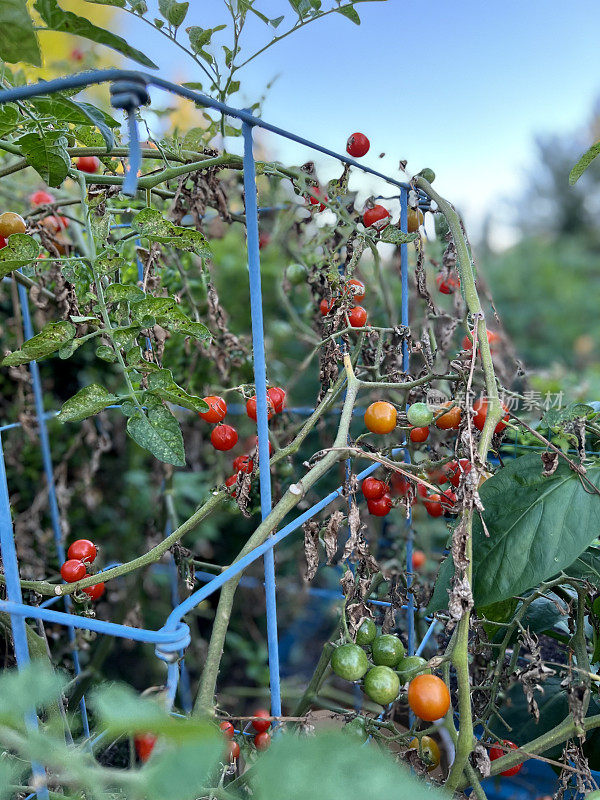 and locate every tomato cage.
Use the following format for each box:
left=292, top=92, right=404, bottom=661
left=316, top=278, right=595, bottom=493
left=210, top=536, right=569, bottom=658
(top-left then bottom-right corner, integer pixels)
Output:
left=0, top=70, right=438, bottom=796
